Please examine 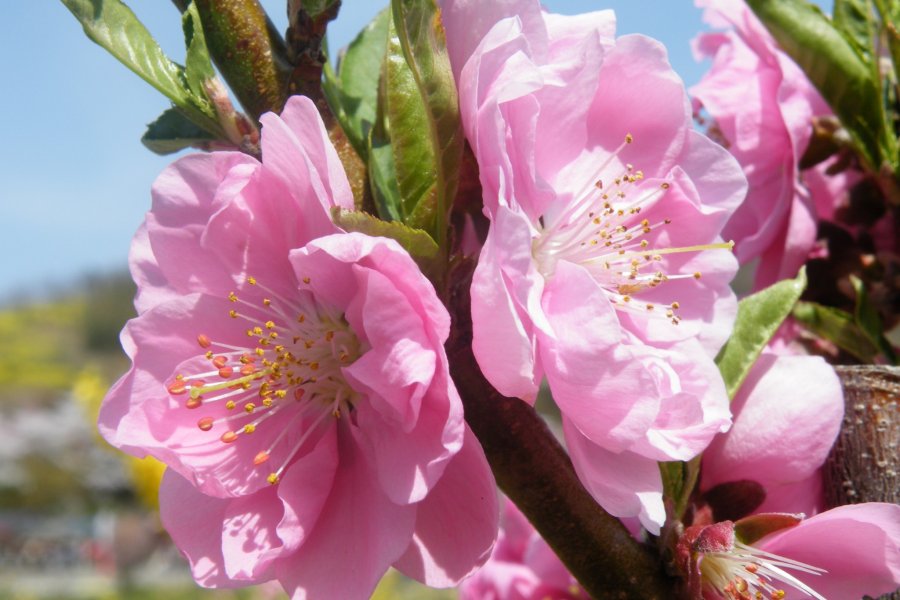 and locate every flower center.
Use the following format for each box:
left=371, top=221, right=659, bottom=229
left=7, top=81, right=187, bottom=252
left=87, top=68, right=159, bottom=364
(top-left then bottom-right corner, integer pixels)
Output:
left=166, top=274, right=364, bottom=485
left=532, top=134, right=733, bottom=325
left=700, top=541, right=826, bottom=600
